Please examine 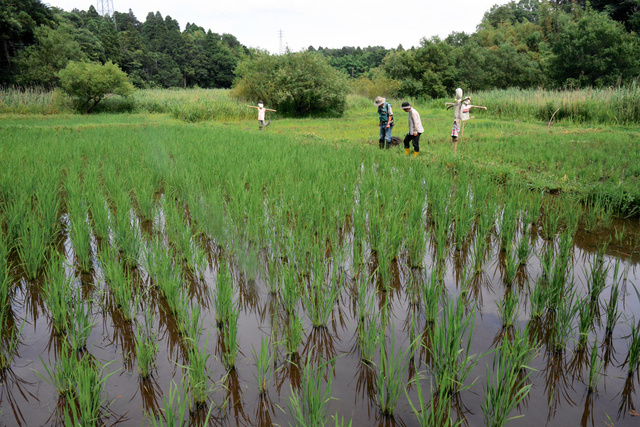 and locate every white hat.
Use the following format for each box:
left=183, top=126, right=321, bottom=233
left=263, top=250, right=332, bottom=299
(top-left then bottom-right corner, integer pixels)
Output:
left=374, top=96, right=385, bottom=107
